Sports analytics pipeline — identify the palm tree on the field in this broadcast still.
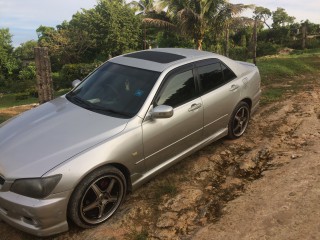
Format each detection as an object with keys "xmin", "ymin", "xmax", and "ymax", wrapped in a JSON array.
[
  {"xmin": 130, "ymin": 0, "xmax": 176, "ymax": 49},
  {"xmin": 137, "ymin": 0, "xmax": 226, "ymax": 50},
  {"xmin": 164, "ymin": 0, "xmax": 225, "ymax": 50},
  {"xmin": 136, "ymin": 0, "xmax": 251, "ymax": 52},
  {"xmin": 214, "ymin": 3, "xmax": 253, "ymax": 56}
]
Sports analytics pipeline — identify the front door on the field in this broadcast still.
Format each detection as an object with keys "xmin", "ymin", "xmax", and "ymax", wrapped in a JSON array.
[{"xmin": 142, "ymin": 65, "xmax": 203, "ymax": 171}]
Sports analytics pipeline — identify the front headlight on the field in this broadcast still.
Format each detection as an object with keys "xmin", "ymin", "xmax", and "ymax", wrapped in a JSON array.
[{"xmin": 11, "ymin": 174, "xmax": 62, "ymax": 199}]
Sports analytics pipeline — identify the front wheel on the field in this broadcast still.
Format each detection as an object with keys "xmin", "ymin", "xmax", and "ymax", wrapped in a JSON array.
[
  {"xmin": 228, "ymin": 102, "xmax": 250, "ymax": 139},
  {"xmin": 68, "ymin": 166, "xmax": 127, "ymax": 228}
]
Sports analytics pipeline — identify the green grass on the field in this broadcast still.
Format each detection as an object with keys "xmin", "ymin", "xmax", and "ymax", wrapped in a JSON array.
[
  {"xmin": 0, "ymin": 94, "xmax": 38, "ymax": 109},
  {"xmin": 290, "ymin": 48, "xmax": 320, "ymax": 55},
  {"xmin": 257, "ymin": 51, "xmax": 320, "ymax": 105},
  {"xmin": 257, "ymin": 54, "xmax": 320, "ymax": 84},
  {"xmin": 260, "ymin": 88, "xmax": 286, "ymax": 105},
  {"xmin": 0, "ymin": 89, "xmax": 70, "ymax": 109}
]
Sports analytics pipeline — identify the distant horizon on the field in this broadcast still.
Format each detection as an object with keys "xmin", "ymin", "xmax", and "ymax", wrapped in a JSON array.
[{"xmin": 0, "ymin": 0, "xmax": 319, "ymax": 48}]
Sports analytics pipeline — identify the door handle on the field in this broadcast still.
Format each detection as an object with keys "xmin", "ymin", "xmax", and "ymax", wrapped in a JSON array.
[
  {"xmin": 188, "ymin": 103, "xmax": 202, "ymax": 112},
  {"xmin": 230, "ymin": 84, "xmax": 239, "ymax": 91}
]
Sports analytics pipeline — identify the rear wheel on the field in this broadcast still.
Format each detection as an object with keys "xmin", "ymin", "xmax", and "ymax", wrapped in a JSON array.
[
  {"xmin": 228, "ymin": 101, "xmax": 250, "ymax": 139},
  {"xmin": 68, "ymin": 166, "xmax": 126, "ymax": 228}
]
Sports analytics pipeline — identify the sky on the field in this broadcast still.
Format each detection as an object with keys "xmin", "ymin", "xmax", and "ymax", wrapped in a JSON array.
[{"xmin": 1, "ymin": 0, "xmax": 319, "ymax": 48}]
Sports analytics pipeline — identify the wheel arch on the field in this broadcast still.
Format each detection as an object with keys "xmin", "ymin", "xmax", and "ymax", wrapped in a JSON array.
[
  {"xmin": 240, "ymin": 98, "xmax": 252, "ymax": 111},
  {"xmin": 67, "ymin": 162, "xmax": 133, "ymax": 198},
  {"xmin": 107, "ymin": 163, "xmax": 132, "ymax": 192}
]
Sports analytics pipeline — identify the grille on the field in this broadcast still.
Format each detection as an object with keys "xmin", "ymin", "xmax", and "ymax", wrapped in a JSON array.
[{"xmin": 0, "ymin": 176, "xmax": 4, "ymax": 185}]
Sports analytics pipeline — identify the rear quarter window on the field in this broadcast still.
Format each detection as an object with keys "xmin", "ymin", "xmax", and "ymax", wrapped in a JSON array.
[
  {"xmin": 221, "ymin": 63, "xmax": 237, "ymax": 81},
  {"xmin": 197, "ymin": 61, "xmax": 237, "ymax": 94}
]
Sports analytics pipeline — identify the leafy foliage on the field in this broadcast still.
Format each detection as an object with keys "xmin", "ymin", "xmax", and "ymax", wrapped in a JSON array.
[
  {"xmin": 272, "ymin": 8, "xmax": 295, "ymax": 28},
  {"xmin": 60, "ymin": 62, "xmax": 103, "ymax": 88},
  {"xmin": 0, "ymin": 28, "xmax": 19, "ymax": 91}
]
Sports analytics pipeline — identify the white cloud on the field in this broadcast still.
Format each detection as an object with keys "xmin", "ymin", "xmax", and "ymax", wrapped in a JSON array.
[
  {"xmin": 229, "ymin": 0, "xmax": 320, "ymax": 23},
  {"xmin": 0, "ymin": 0, "xmax": 96, "ymax": 46}
]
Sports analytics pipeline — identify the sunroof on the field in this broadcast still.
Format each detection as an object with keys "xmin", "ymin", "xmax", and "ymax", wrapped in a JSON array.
[{"xmin": 124, "ymin": 51, "xmax": 186, "ymax": 64}]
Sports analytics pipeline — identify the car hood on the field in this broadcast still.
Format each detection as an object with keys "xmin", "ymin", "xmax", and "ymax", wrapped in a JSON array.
[{"xmin": 0, "ymin": 97, "xmax": 128, "ymax": 179}]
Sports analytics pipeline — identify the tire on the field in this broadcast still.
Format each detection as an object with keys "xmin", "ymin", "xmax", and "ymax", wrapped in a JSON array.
[
  {"xmin": 68, "ymin": 166, "xmax": 127, "ymax": 228},
  {"xmin": 228, "ymin": 101, "xmax": 250, "ymax": 139}
]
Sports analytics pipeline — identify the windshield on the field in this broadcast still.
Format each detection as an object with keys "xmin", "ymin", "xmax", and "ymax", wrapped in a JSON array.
[{"xmin": 66, "ymin": 62, "xmax": 160, "ymax": 118}]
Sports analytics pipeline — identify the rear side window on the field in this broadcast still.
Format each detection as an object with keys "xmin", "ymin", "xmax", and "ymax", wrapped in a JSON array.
[
  {"xmin": 198, "ymin": 62, "xmax": 237, "ymax": 93},
  {"xmin": 198, "ymin": 63, "xmax": 224, "ymax": 94},
  {"xmin": 221, "ymin": 64, "xmax": 237, "ymax": 81},
  {"xmin": 155, "ymin": 70, "xmax": 196, "ymax": 108}
]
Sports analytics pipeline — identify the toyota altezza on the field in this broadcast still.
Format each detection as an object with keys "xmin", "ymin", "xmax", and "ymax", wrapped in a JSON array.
[{"xmin": 0, "ymin": 48, "xmax": 261, "ymax": 236}]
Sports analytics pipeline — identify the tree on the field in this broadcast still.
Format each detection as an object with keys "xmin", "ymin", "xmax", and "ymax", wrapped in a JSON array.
[
  {"xmin": 0, "ymin": 28, "xmax": 19, "ymax": 92},
  {"xmin": 17, "ymin": 62, "xmax": 37, "ymax": 94},
  {"xmin": 254, "ymin": 6, "xmax": 272, "ymax": 29},
  {"xmin": 214, "ymin": 3, "xmax": 253, "ymax": 56},
  {"xmin": 11, "ymin": 40, "xmax": 38, "ymax": 93},
  {"xmin": 36, "ymin": 0, "xmax": 141, "ymax": 67},
  {"xmin": 272, "ymin": 8, "xmax": 295, "ymax": 28},
  {"xmin": 143, "ymin": 0, "xmax": 227, "ymax": 50},
  {"xmin": 37, "ymin": 22, "xmax": 95, "ymax": 66},
  {"xmin": 173, "ymin": 0, "xmax": 226, "ymax": 50},
  {"xmin": 0, "ymin": 29, "xmax": 17, "ymax": 76},
  {"xmin": 81, "ymin": 0, "xmax": 141, "ymax": 58},
  {"xmin": 14, "ymin": 40, "xmax": 38, "ymax": 61},
  {"xmin": 129, "ymin": 0, "xmax": 155, "ymax": 49}
]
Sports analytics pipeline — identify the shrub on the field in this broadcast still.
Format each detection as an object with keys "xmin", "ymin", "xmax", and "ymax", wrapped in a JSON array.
[
  {"xmin": 229, "ymin": 46, "xmax": 248, "ymax": 61},
  {"xmin": 52, "ymin": 72, "xmax": 64, "ymax": 90},
  {"xmin": 257, "ymin": 42, "xmax": 281, "ymax": 57},
  {"xmin": 60, "ymin": 61, "xmax": 103, "ymax": 88}
]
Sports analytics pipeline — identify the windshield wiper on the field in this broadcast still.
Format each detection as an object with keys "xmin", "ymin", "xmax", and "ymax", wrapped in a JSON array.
[
  {"xmin": 89, "ymin": 106, "xmax": 131, "ymax": 118},
  {"xmin": 66, "ymin": 94, "xmax": 131, "ymax": 118},
  {"xmin": 67, "ymin": 94, "xmax": 91, "ymax": 108}
]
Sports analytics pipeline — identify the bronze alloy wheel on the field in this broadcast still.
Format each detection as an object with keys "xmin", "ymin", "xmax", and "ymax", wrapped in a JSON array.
[
  {"xmin": 228, "ymin": 102, "xmax": 250, "ymax": 139},
  {"xmin": 68, "ymin": 166, "xmax": 126, "ymax": 228}
]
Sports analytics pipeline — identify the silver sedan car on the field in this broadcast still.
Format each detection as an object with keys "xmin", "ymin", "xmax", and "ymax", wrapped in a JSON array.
[{"xmin": 0, "ymin": 48, "xmax": 261, "ymax": 236}]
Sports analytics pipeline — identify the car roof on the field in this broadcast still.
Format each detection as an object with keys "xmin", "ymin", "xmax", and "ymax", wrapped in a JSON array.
[{"xmin": 109, "ymin": 48, "xmax": 248, "ymax": 77}]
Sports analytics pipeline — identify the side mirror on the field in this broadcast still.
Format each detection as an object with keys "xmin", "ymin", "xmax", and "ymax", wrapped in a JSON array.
[
  {"xmin": 151, "ymin": 105, "xmax": 173, "ymax": 119},
  {"xmin": 72, "ymin": 79, "xmax": 81, "ymax": 88}
]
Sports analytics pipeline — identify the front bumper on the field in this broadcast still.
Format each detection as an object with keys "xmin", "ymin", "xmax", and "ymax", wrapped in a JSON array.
[{"xmin": 0, "ymin": 190, "xmax": 71, "ymax": 237}]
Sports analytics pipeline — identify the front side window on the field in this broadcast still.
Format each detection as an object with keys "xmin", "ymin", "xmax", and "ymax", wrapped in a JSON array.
[
  {"xmin": 66, "ymin": 62, "xmax": 160, "ymax": 118},
  {"xmin": 155, "ymin": 70, "xmax": 196, "ymax": 108}
]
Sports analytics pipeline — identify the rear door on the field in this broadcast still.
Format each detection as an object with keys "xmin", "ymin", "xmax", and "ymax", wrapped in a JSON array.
[
  {"xmin": 142, "ymin": 64, "xmax": 203, "ymax": 171},
  {"xmin": 195, "ymin": 59, "xmax": 241, "ymax": 138}
]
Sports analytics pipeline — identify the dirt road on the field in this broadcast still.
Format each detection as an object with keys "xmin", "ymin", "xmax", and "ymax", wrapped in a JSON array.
[{"xmin": 0, "ymin": 75, "xmax": 319, "ymax": 240}]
